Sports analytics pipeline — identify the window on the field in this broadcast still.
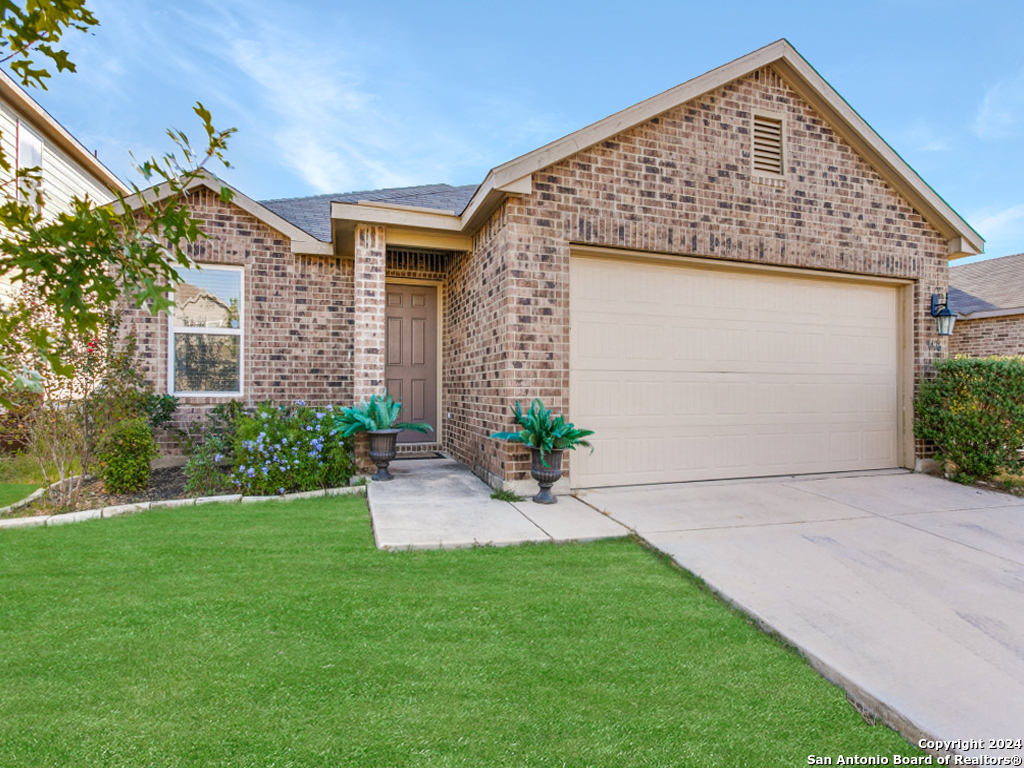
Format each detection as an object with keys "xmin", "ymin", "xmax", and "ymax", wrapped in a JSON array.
[
  {"xmin": 752, "ymin": 114, "xmax": 784, "ymax": 177},
  {"xmin": 169, "ymin": 265, "xmax": 243, "ymax": 395},
  {"xmin": 16, "ymin": 122, "xmax": 43, "ymax": 207}
]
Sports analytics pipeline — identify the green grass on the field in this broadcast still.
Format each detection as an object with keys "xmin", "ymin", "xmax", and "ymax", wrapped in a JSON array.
[
  {"xmin": 0, "ymin": 483, "xmax": 38, "ymax": 508},
  {"xmin": 0, "ymin": 452, "xmax": 50, "ymax": 485},
  {"xmin": 0, "ymin": 498, "xmax": 923, "ymax": 767}
]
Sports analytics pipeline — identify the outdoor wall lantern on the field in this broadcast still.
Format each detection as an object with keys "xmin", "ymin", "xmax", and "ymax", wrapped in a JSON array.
[{"xmin": 930, "ymin": 293, "xmax": 957, "ymax": 337}]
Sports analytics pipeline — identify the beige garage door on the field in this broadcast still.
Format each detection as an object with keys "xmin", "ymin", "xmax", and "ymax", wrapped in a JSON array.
[{"xmin": 570, "ymin": 255, "xmax": 902, "ymax": 488}]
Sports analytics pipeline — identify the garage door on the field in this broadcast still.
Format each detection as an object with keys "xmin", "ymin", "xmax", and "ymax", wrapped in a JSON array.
[{"xmin": 570, "ymin": 255, "xmax": 902, "ymax": 488}]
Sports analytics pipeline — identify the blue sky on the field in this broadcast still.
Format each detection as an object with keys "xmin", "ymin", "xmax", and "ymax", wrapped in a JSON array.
[{"xmin": 20, "ymin": 0, "xmax": 1024, "ymax": 261}]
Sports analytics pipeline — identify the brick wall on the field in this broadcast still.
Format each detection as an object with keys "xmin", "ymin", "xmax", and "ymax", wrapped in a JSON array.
[
  {"xmin": 441, "ymin": 202, "xmax": 515, "ymax": 479},
  {"xmin": 950, "ymin": 315, "xmax": 1024, "ymax": 358},
  {"xmin": 122, "ymin": 187, "xmax": 355, "ymax": 453},
  {"xmin": 465, "ymin": 64, "xmax": 951, "ymax": 482}
]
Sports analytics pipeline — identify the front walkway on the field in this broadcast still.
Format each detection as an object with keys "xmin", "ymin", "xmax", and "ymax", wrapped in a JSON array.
[{"xmin": 366, "ymin": 457, "xmax": 626, "ymax": 549}]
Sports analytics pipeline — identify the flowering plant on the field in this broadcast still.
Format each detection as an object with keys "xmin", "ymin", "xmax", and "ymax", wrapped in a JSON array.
[{"xmin": 228, "ymin": 402, "xmax": 354, "ymax": 495}]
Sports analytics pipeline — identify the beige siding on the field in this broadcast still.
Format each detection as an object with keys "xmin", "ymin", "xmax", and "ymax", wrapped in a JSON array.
[
  {"xmin": 0, "ymin": 102, "xmax": 113, "ymax": 212},
  {"xmin": 0, "ymin": 101, "xmax": 116, "ymax": 298},
  {"xmin": 570, "ymin": 255, "xmax": 902, "ymax": 488}
]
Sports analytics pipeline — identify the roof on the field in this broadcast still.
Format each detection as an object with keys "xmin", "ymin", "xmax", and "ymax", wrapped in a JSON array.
[
  {"xmin": 949, "ymin": 253, "xmax": 1024, "ymax": 317},
  {"xmin": 261, "ymin": 183, "xmax": 478, "ymax": 243},
  {"xmin": 0, "ymin": 68, "xmax": 128, "ymax": 196},
  {"xmin": 331, "ymin": 39, "xmax": 983, "ymax": 259},
  {"xmin": 116, "ymin": 170, "xmax": 332, "ymax": 256}
]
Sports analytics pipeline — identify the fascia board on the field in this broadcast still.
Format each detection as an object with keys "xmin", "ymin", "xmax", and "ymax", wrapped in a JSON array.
[
  {"xmin": 117, "ymin": 171, "xmax": 333, "ymax": 254},
  {"xmin": 956, "ymin": 306, "xmax": 1024, "ymax": 321},
  {"xmin": 331, "ymin": 201, "xmax": 463, "ymax": 231},
  {"xmin": 456, "ymin": 39, "xmax": 983, "ymax": 255},
  {"xmin": 458, "ymin": 40, "xmax": 791, "ymax": 228},
  {"xmin": 770, "ymin": 54, "xmax": 984, "ymax": 256},
  {"xmin": 0, "ymin": 69, "xmax": 129, "ymax": 196}
]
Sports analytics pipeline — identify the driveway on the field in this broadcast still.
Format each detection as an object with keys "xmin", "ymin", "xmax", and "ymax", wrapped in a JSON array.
[{"xmin": 578, "ymin": 470, "xmax": 1024, "ymax": 760}]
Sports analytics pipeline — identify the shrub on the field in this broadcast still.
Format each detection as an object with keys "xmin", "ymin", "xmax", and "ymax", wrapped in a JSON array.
[
  {"xmin": 914, "ymin": 356, "xmax": 1024, "ymax": 482},
  {"xmin": 229, "ymin": 402, "xmax": 354, "ymax": 495},
  {"xmin": 96, "ymin": 417, "xmax": 158, "ymax": 494},
  {"xmin": 184, "ymin": 400, "xmax": 244, "ymax": 496},
  {"xmin": 144, "ymin": 394, "xmax": 179, "ymax": 430}
]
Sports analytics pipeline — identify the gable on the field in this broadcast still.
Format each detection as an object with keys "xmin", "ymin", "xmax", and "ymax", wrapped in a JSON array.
[{"xmin": 524, "ymin": 65, "xmax": 949, "ymax": 267}]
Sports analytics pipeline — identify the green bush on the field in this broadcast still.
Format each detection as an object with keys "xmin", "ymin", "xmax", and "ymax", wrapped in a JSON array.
[
  {"xmin": 184, "ymin": 400, "xmax": 244, "ymax": 496},
  {"xmin": 96, "ymin": 417, "xmax": 158, "ymax": 494},
  {"xmin": 915, "ymin": 356, "xmax": 1024, "ymax": 482},
  {"xmin": 230, "ymin": 402, "xmax": 354, "ymax": 495}
]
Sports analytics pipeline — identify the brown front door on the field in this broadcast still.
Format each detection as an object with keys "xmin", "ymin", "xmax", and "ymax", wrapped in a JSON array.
[{"xmin": 385, "ymin": 284, "xmax": 438, "ymax": 444}]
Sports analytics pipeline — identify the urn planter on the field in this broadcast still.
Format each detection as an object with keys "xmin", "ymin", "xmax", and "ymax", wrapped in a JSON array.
[
  {"xmin": 367, "ymin": 429, "xmax": 401, "ymax": 481},
  {"xmin": 530, "ymin": 447, "xmax": 563, "ymax": 504}
]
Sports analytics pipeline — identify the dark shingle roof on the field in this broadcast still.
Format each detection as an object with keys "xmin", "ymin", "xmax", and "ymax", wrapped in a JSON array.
[
  {"xmin": 261, "ymin": 183, "xmax": 479, "ymax": 243},
  {"xmin": 949, "ymin": 253, "xmax": 1024, "ymax": 315}
]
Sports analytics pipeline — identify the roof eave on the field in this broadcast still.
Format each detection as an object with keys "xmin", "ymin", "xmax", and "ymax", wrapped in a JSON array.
[
  {"xmin": 117, "ymin": 170, "xmax": 333, "ymax": 256},
  {"xmin": 0, "ymin": 69, "xmax": 129, "ymax": 197},
  {"xmin": 332, "ymin": 40, "xmax": 983, "ymax": 256}
]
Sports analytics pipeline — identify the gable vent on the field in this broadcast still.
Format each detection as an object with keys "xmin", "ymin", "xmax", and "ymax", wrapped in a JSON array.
[{"xmin": 752, "ymin": 116, "xmax": 784, "ymax": 175}]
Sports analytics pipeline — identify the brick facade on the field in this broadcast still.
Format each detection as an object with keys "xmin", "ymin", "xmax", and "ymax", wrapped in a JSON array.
[
  {"xmin": 455, "ymin": 65, "xmax": 950, "ymax": 483},
  {"xmin": 122, "ymin": 187, "xmax": 355, "ymax": 452},
  {"xmin": 950, "ymin": 315, "xmax": 1024, "ymax": 358},
  {"xmin": 130, "ymin": 65, "xmax": 955, "ymax": 482}
]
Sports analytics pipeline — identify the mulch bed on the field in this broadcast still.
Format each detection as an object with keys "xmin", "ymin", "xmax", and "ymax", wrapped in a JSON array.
[{"xmin": 6, "ymin": 465, "xmax": 191, "ymax": 518}]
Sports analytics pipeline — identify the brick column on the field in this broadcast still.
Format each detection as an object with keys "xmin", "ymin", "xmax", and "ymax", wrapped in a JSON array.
[
  {"xmin": 353, "ymin": 223, "xmax": 387, "ymax": 403},
  {"xmin": 352, "ymin": 224, "xmax": 387, "ymax": 472}
]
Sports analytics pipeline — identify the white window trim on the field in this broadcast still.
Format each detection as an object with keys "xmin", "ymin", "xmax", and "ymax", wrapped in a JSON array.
[
  {"xmin": 168, "ymin": 263, "xmax": 244, "ymax": 397},
  {"xmin": 16, "ymin": 120, "xmax": 44, "ymax": 210}
]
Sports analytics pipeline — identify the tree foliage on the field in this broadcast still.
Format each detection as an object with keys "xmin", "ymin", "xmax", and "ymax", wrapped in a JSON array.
[{"xmin": 0, "ymin": 0, "xmax": 236, "ymax": 398}]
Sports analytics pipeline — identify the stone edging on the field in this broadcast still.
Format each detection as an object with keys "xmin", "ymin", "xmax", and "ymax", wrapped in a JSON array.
[{"xmin": 0, "ymin": 485, "xmax": 368, "ymax": 530}]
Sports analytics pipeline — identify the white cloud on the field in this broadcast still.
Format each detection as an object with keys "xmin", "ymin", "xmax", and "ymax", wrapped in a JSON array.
[
  {"xmin": 895, "ymin": 120, "xmax": 950, "ymax": 153},
  {"xmin": 228, "ymin": 38, "xmax": 414, "ymax": 193},
  {"xmin": 970, "ymin": 202, "xmax": 1024, "ymax": 256},
  {"xmin": 974, "ymin": 68, "xmax": 1024, "ymax": 140}
]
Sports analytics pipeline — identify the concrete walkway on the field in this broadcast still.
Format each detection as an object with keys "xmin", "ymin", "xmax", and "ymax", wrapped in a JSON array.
[
  {"xmin": 579, "ymin": 470, "xmax": 1024, "ymax": 760},
  {"xmin": 367, "ymin": 457, "xmax": 626, "ymax": 549}
]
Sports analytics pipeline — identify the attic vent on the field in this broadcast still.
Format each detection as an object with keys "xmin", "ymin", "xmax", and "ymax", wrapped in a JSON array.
[{"xmin": 752, "ymin": 115, "xmax": 784, "ymax": 176}]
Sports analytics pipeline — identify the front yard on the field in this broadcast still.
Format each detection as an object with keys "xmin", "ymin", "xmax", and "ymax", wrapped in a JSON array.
[{"xmin": 0, "ymin": 496, "xmax": 922, "ymax": 767}]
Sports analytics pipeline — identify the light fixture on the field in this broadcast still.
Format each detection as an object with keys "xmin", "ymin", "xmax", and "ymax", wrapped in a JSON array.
[{"xmin": 930, "ymin": 293, "xmax": 956, "ymax": 337}]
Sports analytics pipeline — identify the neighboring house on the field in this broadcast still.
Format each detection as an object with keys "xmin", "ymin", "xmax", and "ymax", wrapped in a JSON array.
[
  {"xmin": 122, "ymin": 40, "xmax": 983, "ymax": 491},
  {"xmin": 948, "ymin": 253, "xmax": 1024, "ymax": 357},
  {"xmin": 0, "ymin": 69, "xmax": 129, "ymax": 299}
]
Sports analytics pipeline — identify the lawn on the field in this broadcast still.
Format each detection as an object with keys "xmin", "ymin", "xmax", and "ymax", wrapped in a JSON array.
[
  {"xmin": 0, "ymin": 496, "xmax": 923, "ymax": 767},
  {"xmin": 0, "ymin": 483, "xmax": 38, "ymax": 508}
]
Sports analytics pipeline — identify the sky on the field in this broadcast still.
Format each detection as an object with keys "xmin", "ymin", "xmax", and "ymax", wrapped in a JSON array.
[{"xmin": 15, "ymin": 0, "xmax": 1024, "ymax": 262}]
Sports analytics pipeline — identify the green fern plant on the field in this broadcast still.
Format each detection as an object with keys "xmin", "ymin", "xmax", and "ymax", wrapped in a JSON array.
[
  {"xmin": 333, "ymin": 391, "xmax": 433, "ymax": 437},
  {"xmin": 490, "ymin": 399, "xmax": 594, "ymax": 466}
]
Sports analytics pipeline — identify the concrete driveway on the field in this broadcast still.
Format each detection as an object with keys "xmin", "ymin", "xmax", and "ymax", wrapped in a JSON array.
[{"xmin": 578, "ymin": 470, "xmax": 1024, "ymax": 760}]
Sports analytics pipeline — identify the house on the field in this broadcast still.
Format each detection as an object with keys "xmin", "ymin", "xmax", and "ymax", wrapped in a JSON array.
[
  {"xmin": 122, "ymin": 39, "xmax": 983, "ymax": 492},
  {"xmin": 0, "ymin": 69, "xmax": 129, "ymax": 299},
  {"xmin": 948, "ymin": 253, "xmax": 1024, "ymax": 357}
]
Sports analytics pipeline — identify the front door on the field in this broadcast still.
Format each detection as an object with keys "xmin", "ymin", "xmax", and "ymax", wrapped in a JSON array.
[{"xmin": 384, "ymin": 284, "xmax": 438, "ymax": 444}]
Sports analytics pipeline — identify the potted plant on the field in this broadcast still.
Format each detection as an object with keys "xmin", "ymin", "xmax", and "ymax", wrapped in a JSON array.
[
  {"xmin": 333, "ymin": 392, "xmax": 432, "ymax": 480},
  {"xmin": 490, "ymin": 399, "xmax": 594, "ymax": 504}
]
